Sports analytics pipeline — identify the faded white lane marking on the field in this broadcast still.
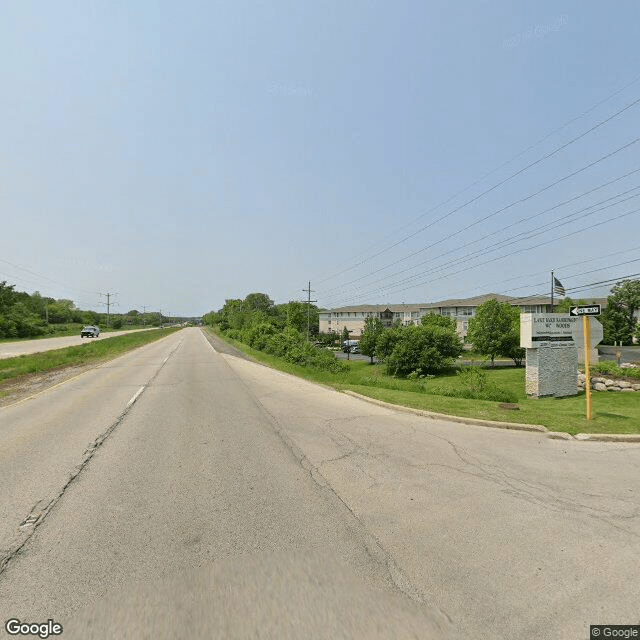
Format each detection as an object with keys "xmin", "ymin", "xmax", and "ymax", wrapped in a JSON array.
[{"xmin": 127, "ymin": 386, "xmax": 146, "ymax": 407}]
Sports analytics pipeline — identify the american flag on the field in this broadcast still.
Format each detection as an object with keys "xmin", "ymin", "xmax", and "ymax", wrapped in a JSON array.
[{"xmin": 553, "ymin": 277, "xmax": 566, "ymax": 296}]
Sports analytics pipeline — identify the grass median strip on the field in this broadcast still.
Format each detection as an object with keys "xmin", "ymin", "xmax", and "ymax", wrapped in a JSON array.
[
  {"xmin": 0, "ymin": 328, "xmax": 181, "ymax": 383},
  {"xmin": 205, "ymin": 328, "xmax": 640, "ymax": 436}
]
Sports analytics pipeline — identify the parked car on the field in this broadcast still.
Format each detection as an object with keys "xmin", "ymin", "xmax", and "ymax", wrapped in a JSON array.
[
  {"xmin": 342, "ymin": 339, "xmax": 359, "ymax": 353},
  {"xmin": 80, "ymin": 325, "xmax": 100, "ymax": 338}
]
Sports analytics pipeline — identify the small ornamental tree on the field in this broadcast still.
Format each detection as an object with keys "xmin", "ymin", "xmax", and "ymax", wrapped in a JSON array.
[
  {"xmin": 467, "ymin": 299, "xmax": 522, "ymax": 366},
  {"xmin": 607, "ymin": 280, "xmax": 640, "ymax": 344},
  {"xmin": 601, "ymin": 304, "xmax": 632, "ymax": 345},
  {"xmin": 359, "ymin": 316, "xmax": 384, "ymax": 363}
]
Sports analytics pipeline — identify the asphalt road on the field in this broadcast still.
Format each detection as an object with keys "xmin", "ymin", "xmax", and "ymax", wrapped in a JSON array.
[
  {"xmin": 598, "ymin": 345, "xmax": 640, "ymax": 364},
  {"xmin": 0, "ymin": 328, "xmax": 159, "ymax": 360},
  {"xmin": 1, "ymin": 327, "xmax": 638, "ymax": 639}
]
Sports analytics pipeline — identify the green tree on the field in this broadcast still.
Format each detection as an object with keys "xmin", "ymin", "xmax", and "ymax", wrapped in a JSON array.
[
  {"xmin": 420, "ymin": 313, "xmax": 457, "ymax": 331},
  {"xmin": 607, "ymin": 280, "xmax": 640, "ymax": 345},
  {"xmin": 244, "ymin": 292, "xmax": 275, "ymax": 315},
  {"xmin": 359, "ymin": 316, "xmax": 384, "ymax": 363},
  {"xmin": 341, "ymin": 326, "xmax": 350, "ymax": 344},
  {"xmin": 600, "ymin": 304, "xmax": 632, "ymax": 345},
  {"xmin": 279, "ymin": 301, "xmax": 319, "ymax": 336},
  {"xmin": 374, "ymin": 324, "xmax": 404, "ymax": 362},
  {"xmin": 467, "ymin": 299, "xmax": 522, "ymax": 366},
  {"xmin": 385, "ymin": 323, "xmax": 463, "ymax": 377},
  {"xmin": 0, "ymin": 281, "xmax": 17, "ymax": 313}
]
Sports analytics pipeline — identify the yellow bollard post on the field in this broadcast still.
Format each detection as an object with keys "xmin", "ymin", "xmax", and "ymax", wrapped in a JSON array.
[{"xmin": 583, "ymin": 315, "xmax": 592, "ymax": 420}]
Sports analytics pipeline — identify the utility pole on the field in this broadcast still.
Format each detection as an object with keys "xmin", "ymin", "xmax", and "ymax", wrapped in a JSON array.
[
  {"xmin": 302, "ymin": 281, "xmax": 317, "ymax": 341},
  {"xmin": 142, "ymin": 306, "xmax": 147, "ymax": 327},
  {"xmin": 99, "ymin": 292, "xmax": 118, "ymax": 328}
]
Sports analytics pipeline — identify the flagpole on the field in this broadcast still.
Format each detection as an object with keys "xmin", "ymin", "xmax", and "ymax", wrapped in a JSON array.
[{"xmin": 551, "ymin": 270, "xmax": 554, "ymax": 311}]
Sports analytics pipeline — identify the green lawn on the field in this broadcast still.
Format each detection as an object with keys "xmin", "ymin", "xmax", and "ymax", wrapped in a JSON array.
[
  {"xmin": 207, "ymin": 328, "xmax": 640, "ymax": 436},
  {"xmin": 0, "ymin": 328, "xmax": 181, "ymax": 382}
]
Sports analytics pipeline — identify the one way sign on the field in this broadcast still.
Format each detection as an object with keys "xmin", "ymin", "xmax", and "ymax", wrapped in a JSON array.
[{"xmin": 569, "ymin": 305, "xmax": 601, "ymax": 316}]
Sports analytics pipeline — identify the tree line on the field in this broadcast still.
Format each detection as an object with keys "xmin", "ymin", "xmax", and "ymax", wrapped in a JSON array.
[
  {"xmin": 0, "ymin": 281, "xmax": 166, "ymax": 339},
  {"xmin": 203, "ymin": 280, "xmax": 640, "ymax": 380},
  {"xmin": 202, "ymin": 293, "xmax": 346, "ymax": 372}
]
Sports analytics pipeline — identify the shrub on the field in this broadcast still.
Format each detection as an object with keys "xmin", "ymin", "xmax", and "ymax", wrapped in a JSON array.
[
  {"xmin": 385, "ymin": 324, "xmax": 463, "ymax": 377},
  {"xmin": 456, "ymin": 366, "xmax": 487, "ymax": 393},
  {"xmin": 432, "ymin": 383, "xmax": 517, "ymax": 403},
  {"xmin": 591, "ymin": 361, "xmax": 640, "ymax": 380}
]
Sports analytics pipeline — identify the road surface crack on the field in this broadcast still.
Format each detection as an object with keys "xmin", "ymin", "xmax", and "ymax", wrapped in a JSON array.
[{"xmin": 0, "ymin": 339, "xmax": 183, "ymax": 577}]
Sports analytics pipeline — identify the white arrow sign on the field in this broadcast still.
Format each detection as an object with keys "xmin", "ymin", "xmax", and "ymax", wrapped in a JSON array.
[
  {"xmin": 569, "ymin": 305, "xmax": 601, "ymax": 316},
  {"xmin": 571, "ymin": 316, "xmax": 604, "ymax": 349}
]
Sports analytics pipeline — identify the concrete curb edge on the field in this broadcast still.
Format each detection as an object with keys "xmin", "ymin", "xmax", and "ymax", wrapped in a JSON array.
[
  {"xmin": 341, "ymin": 391, "xmax": 640, "ymax": 443},
  {"xmin": 342, "ymin": 390, "xmax": 546, "ymax": 433}
]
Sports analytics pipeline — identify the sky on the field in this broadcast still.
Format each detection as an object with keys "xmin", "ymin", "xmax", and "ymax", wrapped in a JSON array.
[{"xmin": 1, "ymin": 1, "xmax": 639, "ymax": 316}]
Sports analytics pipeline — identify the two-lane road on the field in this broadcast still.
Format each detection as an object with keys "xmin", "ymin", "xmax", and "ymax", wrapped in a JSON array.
[
  {"xmin": 0, "ymin": 328, "xmax": 159, "ymax": 360},
  {"xmin": 0, "ymin": 327, "xmax": 638, "ymax": 639}
]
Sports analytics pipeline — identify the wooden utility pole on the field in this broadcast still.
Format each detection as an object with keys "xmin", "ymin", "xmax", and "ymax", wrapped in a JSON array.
[
  {"xmin": 302, "ymin": 282, "xmax": 317, "ymax": 341},
  {"xmin": 99, "ymin": 292, "xmax": 118, "ymax": 328}
]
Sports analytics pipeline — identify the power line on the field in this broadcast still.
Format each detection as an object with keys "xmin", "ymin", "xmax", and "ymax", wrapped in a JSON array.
[
  {"xmin": 313, "ymin": 92, "xmax": 640, "ymax": 286},
  {"xmin": 324, "ymin": 204, "xmax": 640, "ymax": 307},
  {"xmin": 382, "ymin": 244, "xmax": 640, "ymax": 306},
  {"xmin": 322, "ymin": 186, "xmax": 640, "ymax": 306},
  {"xmin": 319, "ymin": 137, "xmax": 640, "ymax": 298},
  {"xmin": 99, "ymin": 292, "xmax": 119, "ymax": 327},
  {"xmin": 322, "ymin": 173, "xmax": 640, "ymax": 301},
  {"xmin": 302, "ymin": 282, "xmax": 317, "ymax": 340},
  {"xmin": 0, "ymin": 258, "xmax": 98, "ymax": 297}
]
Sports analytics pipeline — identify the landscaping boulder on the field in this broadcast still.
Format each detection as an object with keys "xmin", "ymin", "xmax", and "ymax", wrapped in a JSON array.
[{"xmin": 593, "ymin": 382, "xmax": 607, "ymax": 391}]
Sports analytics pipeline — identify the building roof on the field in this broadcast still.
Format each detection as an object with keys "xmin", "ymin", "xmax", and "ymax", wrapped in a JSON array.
[{"xmin": 321, "ymin": 294, "xmax": 609, "ymax": 313}]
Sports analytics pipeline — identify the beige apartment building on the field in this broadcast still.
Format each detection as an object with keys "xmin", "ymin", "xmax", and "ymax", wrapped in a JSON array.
[{"xmin": 319, "ymin": 293, "xmax": 608, "ymax": 342}]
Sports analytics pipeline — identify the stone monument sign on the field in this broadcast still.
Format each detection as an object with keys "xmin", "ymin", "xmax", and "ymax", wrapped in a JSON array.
[{"xmin": 521, "ymin": 314, "xmax": 579, "ymax": 397}]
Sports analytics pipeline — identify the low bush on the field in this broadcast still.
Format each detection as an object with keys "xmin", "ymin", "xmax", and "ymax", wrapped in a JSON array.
[
  {"xmin": 431, "ymin": 383, "xmax": 518, "ymax": 403},
  {"xmin": 590, "ymin": 361, "xmax": 640, "ymax": 380}
]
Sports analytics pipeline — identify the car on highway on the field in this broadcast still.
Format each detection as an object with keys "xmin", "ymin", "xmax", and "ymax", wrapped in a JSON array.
[{"xmin": 80, "ymin": 325, "xmax": 100, "ymax": 338}]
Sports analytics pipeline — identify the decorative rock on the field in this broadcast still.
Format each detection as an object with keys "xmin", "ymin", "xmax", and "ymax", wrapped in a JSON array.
[
  {"xmin": 593, "ymin": 383, "xmax": 607, "ymax": 391},
  {"xmin": 607, "ymin": 386, "xmax": 622, "ymax": 392},
  {"xmin": 621, "ymin": 388, "xmax": 634, "ymax": 392},
  {"xmin": 604, "ymin": 379, "xmax": 616, "ymax": 386},
  {"xmin": 618, "ymin": 381, "xmax": 632, "ymax": 389},
  {"xmin": 633, "ymin": 384, "xmax": 640, "ymax": 391},
  {"xmin": 591, "ymin": 377, "xmax": 604, "ymax": 384},
  {"xmin": 620, "ymin": 362, "xmax": 639, "ymax": 368}
]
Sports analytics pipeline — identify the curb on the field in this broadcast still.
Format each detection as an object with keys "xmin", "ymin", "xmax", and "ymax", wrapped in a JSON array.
[
  {"xmin": 341, "ymin": 391, "xmax": 640, "ymax": 444},
  {"xmin": 573, "ymin": 433, "xmax": 640, "ymax": 443},
  {"xmin": 342, "ymin": 390, "xmax": 546, "ymax": 432}
]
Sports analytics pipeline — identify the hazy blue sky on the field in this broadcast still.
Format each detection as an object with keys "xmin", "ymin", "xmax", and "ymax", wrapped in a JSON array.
[{"xmin": 2, "ymin": 1, "xmax": 639, "ymax": 316}]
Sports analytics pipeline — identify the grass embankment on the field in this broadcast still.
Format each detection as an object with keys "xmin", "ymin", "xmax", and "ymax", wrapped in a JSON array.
[
  {"xmin": 0, "ymin": 328, "xmax": 181, "ymax": 383},
  {"xmin": 206, "ymin": 327, "xmax": 640, "ymax": 436}
]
